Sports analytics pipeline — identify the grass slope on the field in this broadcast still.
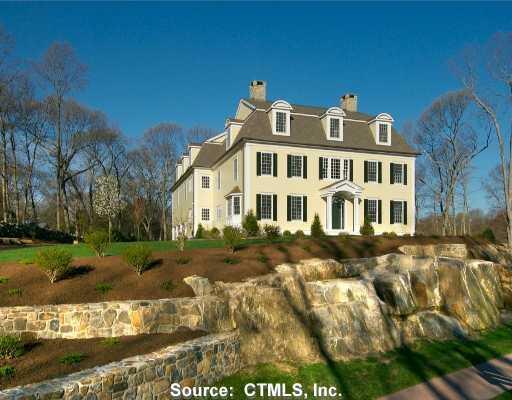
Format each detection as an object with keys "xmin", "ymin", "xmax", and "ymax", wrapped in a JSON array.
[{"xmin": 217, "ymin": 323, "xmax": 512, "ymax": 400}]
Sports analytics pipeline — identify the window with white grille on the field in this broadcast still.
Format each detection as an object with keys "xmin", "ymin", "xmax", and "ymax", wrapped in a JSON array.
[
  {"xmin": 290, "ymin": 196, "xmax": 303, "ymax": 221},
  {"xmin": 201, "ymin": 208, "xmax": 210, "ymax": 221},
  {"xmin": 330, "ymin": 118, "xmax": 340, "ymax": 139},
  {"xmin": 320, "ymin": 157, "xmax": 329, "ymax": 179},
  {"xmin": 261, "ymin": 152, "xmax": 273, "ymax": 175},
  {"xmin": 343, "ymin": 159, "xmax": 349, "ymax": 180},
  {"xmin": 331, "ymin": 158, "xmax": 341, "ymax": 179},
  {"xmin": 201, "ymin": 176, "xmax": 210, "ymax": 189},
  {"xmin": 367, "ymin": 161, "xmax": 378, "ymax": 182},
  {"xmin": 260, "ymin": 194, "xmax": 272, "ymax": 220},
  {"xmin": 393, "ymin": 164, "xmax": 403, "ymax": 184},
  {"xmin": 276, "ymin": 112, "xmax": 287, "ymax": 133},
  {"xmin": 367, "ymin": 199, "xmax": 377, "ymax": 223},
  {"xmin": 290, "ymin": 155, "xmax": 303, "ymax": 177},
  {"xmin": 393, "ymin": 201, "xmax": 404, "ymax": 224},
  {"xmin": 216, "ymin": 206, "xmax": 222, "ymax": 222},
  {"xmin": 379, "ymin": 124, "xmax": 389, "ymax": 143}
]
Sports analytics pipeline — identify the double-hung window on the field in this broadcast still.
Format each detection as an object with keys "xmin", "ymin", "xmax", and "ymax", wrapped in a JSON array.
[
  {"xmin": 261, "ymin": 152, "xmax": 273, "ymax": 176},
  {"xmin": 331, "ymin": 158, "xmax": 341, "ymax": 180},
  {"xmin": 233, "ymin": 196, "xmax": 241, "ymax": 216},
  {"xmin": 290, "ymin": 196, "xmax": 303, "ymax": 221},
  {"xmin": 320, "ymin": 157, "xmax": 329, "ymax": 179},
  {"xmin": 367, "ymin": 161, "xmax": 378, "ymax": 183},
  {"xmin": 201, "ymin": 176, "xmax": 210, "ymax": 189},
  {"xmin": 216, "ymin": 206, "xmax": 222, "ymax": 222},
  {"xmin": 201, "ymin": 208, "xmax": 210, "ymax": 221},
  {"xmin": 275, "ymin": 112, "xmax": 287, "ymax": 134},
  {"xmin": 289, "ymin": 155, "xmax": 303, "ymax": 177},
  {"xmin": 330, "ymin": 118, "xmax": 340, "ymax": 139},
  {"xmin": 379, "ymin": 124, "xmax": 389, "ymax": 143},
  {"xmin": 393, "ymin": 201, "xmax": 404, "ymax": 224},
  {"xmin": 393, "ymin": 164, "xmax": 403, "ymax": 184},
  {"xmin": 260, "ymin": 194, "xmax": 273, "ymax": 220},
  {"xmin": 367, "ymin": 199, "xmax": 378, "ymax": 223},
  {"xmin": 342, "ymin": 159, "xmax": 350, "ymax": 180}
]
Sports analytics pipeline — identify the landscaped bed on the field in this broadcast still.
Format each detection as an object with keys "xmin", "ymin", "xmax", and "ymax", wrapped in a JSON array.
[
  {"xmin": 0, "ymin": 327, "xmax": 206, "ymax": 389},
  {"xmin": 0, "ymin": 236, "xmax": 468, "ymax": 307}
]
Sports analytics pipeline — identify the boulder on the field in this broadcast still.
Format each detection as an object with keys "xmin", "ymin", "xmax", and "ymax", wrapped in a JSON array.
[
  {"xmin": 183, "ymin": 275, "xmax": 213, "ymax": 297},
  {"xmin": 373, "ymin": 272, "xmax": 417, "ymax": 315},
  {"xmin": 401, "ymin": 311, "xmax": 467, "ymax": 342}
]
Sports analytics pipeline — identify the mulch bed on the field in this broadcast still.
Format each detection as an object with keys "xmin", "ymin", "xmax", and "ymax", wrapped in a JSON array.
[
  {"xmin": 0, "ymin": 328, "xmax": 206, "ymax": 389},
  {"xmin": 0, "ymin": 236, "xmax": 468, "ymax": 308}
]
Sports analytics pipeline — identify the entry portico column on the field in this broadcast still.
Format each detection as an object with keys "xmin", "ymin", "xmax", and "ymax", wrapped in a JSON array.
[
  {"xmin": 326, "ymin": 195, "xmax": 332, "ymax": 232},
  {"xmin": 353, "ymin": 195, "xmax": 360, "ymax": 234}
]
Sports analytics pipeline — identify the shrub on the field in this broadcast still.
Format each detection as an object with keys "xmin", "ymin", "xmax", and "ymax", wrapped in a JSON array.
[
  {"xmin": 122, "ymin": 245, "xmax": 153, "ymax": 276},
  {"xmin": 0, "ymin": 222, "xmax": 73, "ymax": 243},
  {"xmin": 60, "ymin": 352, "xmax": 85, "ymax": 365},
  {"xmin": 480, "ymin": 228, "xmax": 496, "ymax": 243},
  {"xmin": 209, "ymin": 227, "xmax": 221, "ymax": 239},
  {"xmin": 7, "ymin": 288, "xmax": 22, "ymax": 296},
  {"xmin": 223, "ymin": 257, "xmax": 240, "ymax": 265},
  {"xmin": 222, "ymin": 226, "xmax": 244, "ymax": 253},
  {"xmin": 360, "ymin": 220, "xmax": 374, "ymax": 236},
  {"xmin": 302, "ymin": 244, "xmax": 311, "ymax": 252},
  {"xmin": 84, "ymin": 230, "xmax": 110, "ymax": 257},
  {"xmin": 283, "ymin": 230, "xmax": 293, "ymax": 239},
  {"xmin": 35, "ymin": 247, "xmax": 73, "ymax": 283},
  {"xmin": 176, "ymin": 256, "xmax": 191, "ymax": 265},
  {"xmin": 101, "ymin": 338, "xmax": 120, "ymax": 347},
  {"xmin": 0, "ymin": 277, "xmax": 8, "ymax": 284},
  {"xmin": 195, "ymin": 224, "xmax": 205, "ymax": 239},
  {"xmin": 257, "ymin": 253, "xmax": 269, "ymax": 263},
  {"xmin": 263, "ymin": 224, "xmax": 281, "ymax": 242},
  {"xmin": 294, "ymin": 230, "xmax": 306, "ymax": 239},
  {"xmin": 176, "ymin": 232, "xmax": 187, "ymax": 252},
  {"xmin": 161, "ymin": 280, "xmax": 175, "ymax": 291},
  {"xmin": 95, "ymin": 282, "xmax": 113, "ymax": 294},
  {"xmin": 311, "ymin": 214, "xmax": 325, "ymax": 238},
  {"xmin": 382, "ymin": 231, "xmax": 398, "ymax": 238},
  {"xmin": 0, "ymin": 335, "xmax": 24, "ymax": 359},
  {"xmin": 242, "ymin": 210, "xmax": 260, "ymax": 237},
  {"xmin": 0, "ymin": 365, "xmax": 15, "ymax": 379},
  {"xmin": 111, "ymin": 229, "xmax": 135, "ymax": 243}
]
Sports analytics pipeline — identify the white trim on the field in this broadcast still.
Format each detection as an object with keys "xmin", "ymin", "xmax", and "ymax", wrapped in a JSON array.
[
  {"xmin": 366, "ymin": 160, "xmax": 379, "ymax": 183},
  {"xmin": 411, "ymin": 159, "xmax": 416, "ymax": 235},
  {"xmin": 260, "ymin": 151, "xmax": 274, "ymax": 176},
  {"xmin": 233, "ymin": 156, "xmax": 239, "ymax": 181},
  {"xmin": 376, "ymin": 122, "xmax": 392, "ymax": 146},
  {"xmin": 258, "ymin": 192, "xmax": 275, "ymax": 221},
  {"xmin": 288, "ymin": 194, "xmax": 305, "ymax": 221},
  {"xmin": 392, "ymin": 199, "xmax": 406, "ymax": 225},
  {"xmin": 243, "ymin": 143, "xmax": 251, "ymax": 216},
  {"xmin": 366, "ymin": 197, "xmax": 379, "ymax": 224}
]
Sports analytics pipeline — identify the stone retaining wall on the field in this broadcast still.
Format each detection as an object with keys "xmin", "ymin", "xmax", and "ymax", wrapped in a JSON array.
[
  {"xmin": 0, "ymin": 331, "xmax": 241, "ymax": 400},
  {"xmin": 398, "ymin": 244, "xmax": 468, "ymax": 259},
  {"xmin": 0, "ymin": 296, "xmax": 232, "ymax": 339}
]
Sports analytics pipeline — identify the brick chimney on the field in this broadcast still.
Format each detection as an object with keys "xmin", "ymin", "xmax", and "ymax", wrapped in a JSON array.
[
  {"xmin": 249, "ymin": 80, "xmax": 266, "ymax": 101},
  {"xmin": 341, "ymin": 93, "xmax": 358, "ymax": 112}
]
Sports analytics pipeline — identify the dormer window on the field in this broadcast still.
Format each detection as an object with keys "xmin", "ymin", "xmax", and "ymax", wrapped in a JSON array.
[
  {"xmin": 330, "ymin": 118, "xmax": 341, "ymax": 139},
  {"xmin": 268, "ymin": 100, "xmax": 292, "ymax": 136},
  {"xmin": 379, "ymin": 123, "xmax": 388, "ymax": 143},
  {"xmin": 276, "ymin": 112, "xmax": 287, "ymax": 133}
]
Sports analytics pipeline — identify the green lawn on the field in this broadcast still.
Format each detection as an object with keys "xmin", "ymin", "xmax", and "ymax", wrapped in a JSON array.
[
  {"xmin": 216, "ymin": 323, "xmax": 512, "ymax": 400},
  {"xmin": 0, "ymin": 238, "xmax": 273, "ymax": 264}
]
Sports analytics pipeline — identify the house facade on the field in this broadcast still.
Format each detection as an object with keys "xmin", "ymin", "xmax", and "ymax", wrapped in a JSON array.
[{"xmin": 171, "ymin": 81, "xmax": 418, "ymax": 238}]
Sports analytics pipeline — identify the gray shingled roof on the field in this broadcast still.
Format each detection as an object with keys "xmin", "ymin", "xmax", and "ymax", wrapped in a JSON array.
[
  {"xmin": 233, "ymin": 104, "xmax": 418, "ymax": 155},
  {"xmin": 191, "ymin": 142, "xmax": 225, "ymax": 168}
]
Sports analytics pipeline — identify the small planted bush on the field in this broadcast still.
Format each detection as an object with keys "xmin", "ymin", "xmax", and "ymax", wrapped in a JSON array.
[
  {"xmin": 122, "ymin": 245, "xmax": 153, "ymax": 276},
  {"xmin": 7, "ymin": 288, "xmax": 22, "ymax": 297},
  {"xmin": 176, "ymin": 256, "xmax": 191, "ymax": 265},
  {"xmin": 223, "ymin": 226, "xmax": 244, "ymax": 253},
  {"xmin": 95, "ymin": 282, "xmax": 113, "ymax": 294},
  {"xmin": 176, "ymin": 232, "xmax": 187, "ymax": 252},
  {"xmin": 480, "ymin": 228, "xmax": 496, "ymax": 243},
  {"xmin": 294, "ymin": 230, "xmax": 306, "ymax": 239},
  {"xmin": 257, "ymin": 253, "xmax": 269, "ymax": 264},
  {"xmin": 263, "ymin": 224, "xmax": 281, "ymax": 242},
  {"xmin": 0, "ymin": 335, "xmax": 24, "ymax": 359},
  {"xmin": 242, "ymin": 210, "xmax": 260, "ymax": 237},
  {"xmin": 283, "ymin": 230, "xmax": 293, "ymax": 239},
  {"xmin": 311, "ymin": 214, "xmax": 325, "ymax": 238},
  {"xmin": 161, "ymin": 280, "xmax": 175, "ymax": 292},
  {"xmin": 360, "ymin": 220, "xmax": 375, "ymax": 236},
  {"xmin": 84, "ymin": 230, "xmax": 110, "ymax": 257},
  {"xmin": 195, "ymin": 224, "xmax": 205, "ymax": 239},
  {"xmin": 35, "ymin": 247, "xmax": 73, "ymax": 283},
  {"xmin": 208, "ymin": 227, "xmax": 221, "ymax": 239},
  {"xmin": 0, "ymin": 365, "xmax": 15, "ymax": 379},
  {"xmin": 223, "ymin": 257, "xmax": 240, "ymax": 265},
  {"xmin": 60, "ymin": 352, "xmax": 85, "ymax": 365},
  {"xmin": 0, "ymin": 277, "xmax": 8, "ymax": 284},
  {"xmin": 101, "ymin": 337, "xmax": 120, "ymax": 347}
]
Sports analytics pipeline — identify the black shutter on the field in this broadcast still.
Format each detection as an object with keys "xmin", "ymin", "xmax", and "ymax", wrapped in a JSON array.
[
  {"xmin": 349, "ymin": 159, "xmax": 353, "ymax": 181},
  {"xmin": 390, "ymin": 163, "xmax": 395, "ymax": 184},
  {"xmin": 319, "ymin": 157, "xmax": 324, "ymax": 179},
  {"xmin": 273, "ymin": 153, "xmax": 278, "ymax": 177},
  {"xmin": 256, "ymin": 194, "xmax": 261, "ymax": 220},
  {"xmin": 287, "ymin": 195, "xmax": 291, "ymax": 221},
  {"xmin": 364, "ymin": 199, "xmax": 368, "ymax": 223},
  {"xmin": 364, "ymin": 161, "xmax": 368, "ymax": 183},
  {"xmin": 256, "ymin": 152, "xmax": 261, "ymax": 176},
  {"xmin": 272, "ymin": 194, "xmax": 277, "ymax": 221},
  {"xmin": 287, "ymin": 155, "xmax": 291, "ymax": 178},
  {"xmin": 390, "ymin": 200, "xmax": 395, "ymax": 224},
  {"xmin": 303, "ymin": 156, "xmax": 307, "ymax": 179},
  {"xmin": 404, "ymin": 201, "xmax": 408, "ymax": 225},
  {"xmin": 303, "ymin": 196, "xmax": 307, "ymax": 221},
  {"xmin": 404, "ymin": 164, "xmax": 408, "ymax": 185},
  {"xmin": 378, "ymin": 200, "xmax": 382, "ymax": 224},
  {"xmin": 378, "ymin": 162, "xmax": 382, "ymax": 183}
]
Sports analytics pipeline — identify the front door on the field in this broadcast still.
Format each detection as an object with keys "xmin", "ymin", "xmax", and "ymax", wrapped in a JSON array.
[{"xmin": 332, "ymin": 197, "xmax": 344, "ymax": 230}]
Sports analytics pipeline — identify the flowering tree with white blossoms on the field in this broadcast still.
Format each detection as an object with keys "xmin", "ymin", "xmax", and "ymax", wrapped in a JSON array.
[{"xmin": 93, "ymin": 175, "xmax": 123, "ymax": 242}]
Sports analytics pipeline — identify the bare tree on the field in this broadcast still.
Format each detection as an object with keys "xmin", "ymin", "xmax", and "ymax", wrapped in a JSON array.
[
  {"xmin": 455, "ymin": 32, "xmax": 512, "ymax": 246},
  {"xmin": 33, "ymin": 42, "xmax": 87, "ymax": 230},
  {"xmin": 414, "ymin": 90, "xmax": 490, "ymax": 235},
  {"xmin": 186, "ymin": 126, "xmax": 215, "ymax": 145}
]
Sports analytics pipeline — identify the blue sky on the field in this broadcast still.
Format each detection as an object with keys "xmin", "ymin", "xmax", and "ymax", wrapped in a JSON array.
[{"xmin": 2, "ymin": 2, "xmax": 511, "ymax": 210}]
